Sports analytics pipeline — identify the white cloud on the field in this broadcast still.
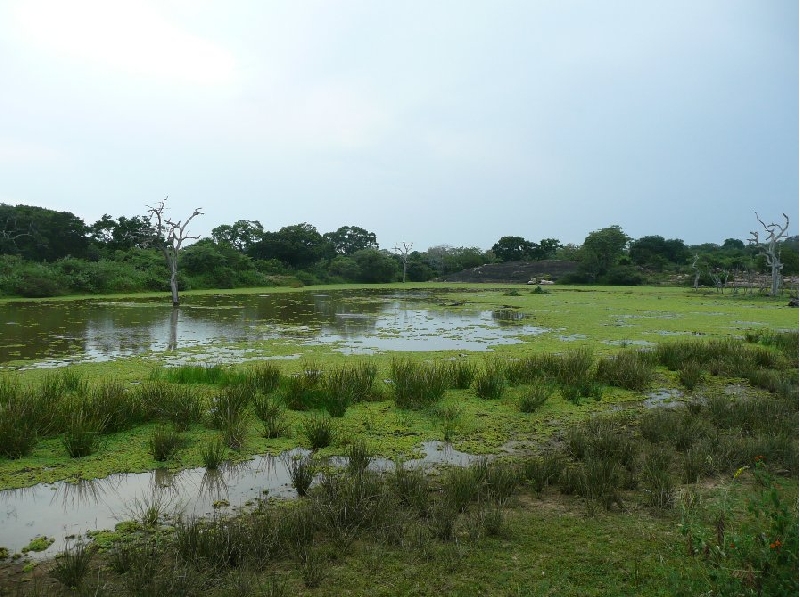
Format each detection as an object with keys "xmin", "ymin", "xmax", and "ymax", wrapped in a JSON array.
[{"xmin": 13, "ymin": 0, "xmax": 237, "ymax": 86}]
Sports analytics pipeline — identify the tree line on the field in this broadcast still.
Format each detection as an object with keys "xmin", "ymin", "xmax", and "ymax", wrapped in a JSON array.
[{"xmin": 0, "ymin": 202, "xmax": 796, "ymax": 299}]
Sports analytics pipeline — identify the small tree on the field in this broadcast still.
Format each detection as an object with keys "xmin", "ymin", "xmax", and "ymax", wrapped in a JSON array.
[
  {"xmin": 749, "ymin": 213, "xmax": 790, "ymax": 297},
  {"xmin": 146, "ymin": 197, "xmax": 203, "ymax": 307}
]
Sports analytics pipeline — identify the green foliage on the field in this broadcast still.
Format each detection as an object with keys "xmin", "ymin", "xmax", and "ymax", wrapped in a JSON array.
[
  {"xmin": 62, "ymin": 409, "xmax": 103, "ymax": 457},
  {"xmin": 519, "ymin": 382, "xmax": 555, "ymax": 413},
  {"xmin": 596, "ymin": 349, "xmax": 655, "ymax": 391},
  {"xmin": 473, "ymin": 362, "xmax": 507, "ymax": 399},
  {"xmin": 301, "ymin": 414, "xmax": 334, "ymax": 450},
  {"xmin": 201, "ymin": 437, "xmax": 227, "ymax": 469},
  {"xmin": 149, "ymin": 425, "xmax": 184, "ymax": 461},
  {"xmin": 51, "ymin": 540, "xmax": 96, "ymax": 590},
  {"xmin": 286, "ymin": 454, "xmax": 316, "ymax": 497},
  {"xmin": 390, "ymin": 358, "xmax": 449, "ymax": 409},
  {"xmin": 253, "ymin": 393, "xmax": 288, "ymax": 438}
]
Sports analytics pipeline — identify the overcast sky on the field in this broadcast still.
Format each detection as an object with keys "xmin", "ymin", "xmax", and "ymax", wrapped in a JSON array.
[{"xmin": 1, "ymin": 1, "xmax": 797, "ymax": 252}]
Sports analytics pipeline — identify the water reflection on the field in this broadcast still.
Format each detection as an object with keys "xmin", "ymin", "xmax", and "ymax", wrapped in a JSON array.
[
  {"xmin": 0, "ymin": 441, "xmax": 481, "ymax": 558},
  {"xmin": 0, "ymin": 290, "xmax": 548, "ymax": 366}
]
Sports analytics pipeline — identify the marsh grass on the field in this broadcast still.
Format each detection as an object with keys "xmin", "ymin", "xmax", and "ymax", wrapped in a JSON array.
[
  {"xmin": 154, "ymin": 364, "xmax": 230, "ymax": 385},
  {"xmin": 595, "ymin": 349, "xmax": 655, "ymax": 391},
  {"xmin": 390, "ymin": 358, "xmax": 449, "ymax": 409},
  {"xmin": 62, "ymin": 409, "xmax": 103, "ymax": 457},
  {"xmin": 519, "ymin": 381, "xmax": 555, "ymax": 413},
  {"xmin": 473, "ymin": 361, "xmax": 507, "ymax": 399},
  {"xmin": 678, "ymin": 360, "xmax": 705, "ymax": 391},
  {"xmin": 286, "ymin": 454, "xmax": 316, "ymax": 496},
  {"xmin": 523, "ymin": 452, "xmax": 565, "ymax": 495},
  {"xmin": 391, "ymin": 462, "xmax": 430, "ymax": 516},
  {"xmin": 241, "ymin": 362, "xmax": 282, "ymax": 394},
  {"xmin": 51, "ymin": 540, "xmax": 96, "ymax": 590},
  {"xmin": 149, "ymin": 425, "xmax": 184, "ymax": 461},
  {"xmin": 346, "ymin": 438, "xmax": 372, "ymax": 474},
  {"xmin": 322, "ymin": 362, "xmax": 378, "ymax": 416},
  {"xmin": 283, "ymin": 373, "xmax": 325, "ymax": 411},
  {"xmin": 301, "ymin": 414, "xmax": 334, "ymax": 450},
  {"xmin": 0, "ymin": 382, "xmax": 39, "ymax": 458},
  {"xmin": 253, "ymin": 393, "xmax": 288, "ymax": 438},
  {"xmin": 201, "ymin": 437, "xmax": 227, "ymax": 469},
  {"xmin": 445, "ymin": 360, "xmax": 477, "ymax": 389},
  {"xmin": 432, "ymin": 402, "xmax": 464, "ymax": 442},
  {"xmin": 502, "ymin": 354, "xmax": 552, "ymax": 385},
  {"xmin": 91, "ymin": 378, "xmax": 142, "ymax": 432},
  {"xmin": 641, "ymin": 446, "xmax": 675, "ymax": 508}
]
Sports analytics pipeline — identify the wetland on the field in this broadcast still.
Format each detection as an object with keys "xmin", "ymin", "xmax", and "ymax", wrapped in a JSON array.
[{"xmin": 0, "ymin": 284, "xmax": 797, "ymax": 596}]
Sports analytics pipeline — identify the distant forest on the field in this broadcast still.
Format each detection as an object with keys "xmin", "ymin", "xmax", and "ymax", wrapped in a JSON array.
[{"xmin": 0, "ymin": 203, "xmax": 796, "ymax": 298}]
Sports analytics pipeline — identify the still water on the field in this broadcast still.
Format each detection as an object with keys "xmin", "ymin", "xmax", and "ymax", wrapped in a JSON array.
[
  {"xmin": 0, "ymin": 442, "xmax": 480, "ymax": 558},
  {"xmin": 0, "ymin": 290, "xmax": 546, "ymax": 367}
]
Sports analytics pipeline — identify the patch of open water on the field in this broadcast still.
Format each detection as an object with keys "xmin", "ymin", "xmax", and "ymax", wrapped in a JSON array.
[
  {"xmin": 0, "ymin": 290, "xmax": 548, "ymax": 368},
  {"xmin": 0, "ymin": 442, "xmax": 480, "ymax": 559}
]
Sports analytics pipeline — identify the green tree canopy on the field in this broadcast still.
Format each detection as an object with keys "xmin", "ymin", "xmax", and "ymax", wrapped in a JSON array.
[
  {"xmin": 323, "ymin": 226, "xmax": 378, "ymax": 255},
  {"xmin": 491, "ymin": 236, "xmax": 536, "ymax": 262},
  {"xmin": 248, "ymin": 222, "xmax": 329, "ymax": 269},
  {"xmin": 0, "ymin": 203, "xmax": 88, "ymax": 261},
  {"xmin": 579, "ymin": 225, "xmax": 631, "ymax": 279},
  {"xmin": 211, "ymin": 220, "xmax": 264, "ymax": 253}
]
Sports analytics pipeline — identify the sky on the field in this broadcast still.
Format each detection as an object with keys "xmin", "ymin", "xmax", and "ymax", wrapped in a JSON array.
[{"xmin": 0, "ymin": 0, "xmax": 797, "ymax": 252}]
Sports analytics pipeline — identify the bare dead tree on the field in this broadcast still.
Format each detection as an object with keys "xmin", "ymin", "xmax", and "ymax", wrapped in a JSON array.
[
  {"xmin": 691, "ymin": 254, "xmax": 701, "ymax": 290},
  {"xmin": 749, "ymin": 212, "xmax": 790, "ymax": 297},
  {"xmin": 146, "ymin": 197, "xmax": 203, "ymax": 307},
  {"xmin": 392, "ymin": 242, "xmax": 413, "ymax": 283}
]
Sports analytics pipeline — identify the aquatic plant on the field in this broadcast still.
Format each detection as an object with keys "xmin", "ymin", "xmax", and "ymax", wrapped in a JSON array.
[
  {"xmin": 148, "ymin": 425, "xmax": 184, "ymax": 462},
  {"xmin": 286, "ymin": 454, "xmax": 316, "ymax": 496},
  {"xmin": 157, "ymin": 363, "xmax": 229, "ymax": 385},
  {"xmin": 51, "ymin": 540, "xmax": 96, "ymax": 590},
  {"xmin": 91, "ymin": 378, "xmax": 143, "ymax": 432},
  {"xmin": 432, "ymin": 402, "xmax": 464, "ymax": 442},
  {"xmin": 595, "ymin": 349, "xmax": 655, "ymax": 391},
  {"xmin": 62, "ymin": 409, "xmax": 103, "ymax": 457},
  {"xmin": 390, "ymin": 358, "xmax": 448, "ymax": 409},
  {"xmin": 301, "ymin": 414, "xmax": 334, "ymax": 450},
  {"xmin": 473, "ymin": 361, "xmax": 506, "ymax": 400},
  {"xmin": 518, "ymin": 381, "xmax": 555, "ymax": 413},
  {"xmin": 201, "ymin": 436, "xmax": 227, "ymax": 469}
]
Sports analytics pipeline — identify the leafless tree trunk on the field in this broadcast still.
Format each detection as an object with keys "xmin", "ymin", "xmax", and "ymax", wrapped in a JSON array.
[
  {"xmin": 691, "ymin": 254, "xmax": 701, "ymax": 290},
  {"xmin": 146, "ymin": 197, "xmax": 202, "ymax": 307},
  {"xmin": 393, "ymin": 242, "xmax": 413, "ymax": 283},
  {"xmin": 749, "ymin": 212, "xmax": 790, "ymax": 297}
]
